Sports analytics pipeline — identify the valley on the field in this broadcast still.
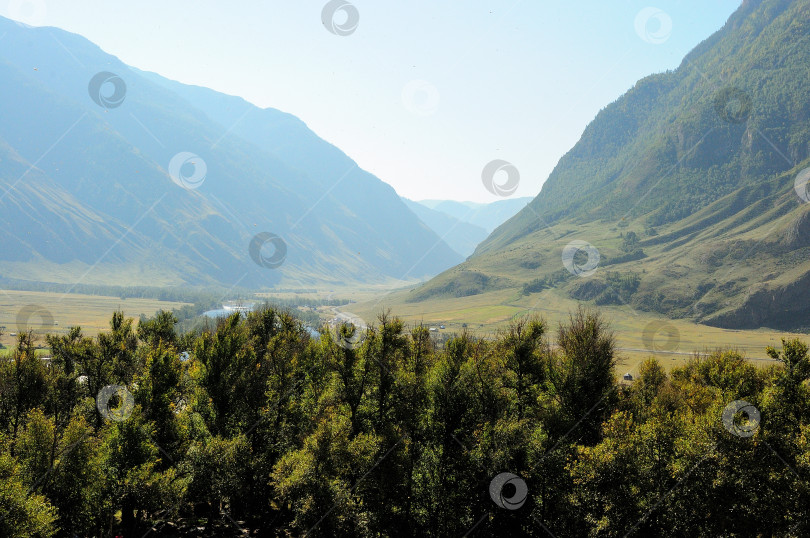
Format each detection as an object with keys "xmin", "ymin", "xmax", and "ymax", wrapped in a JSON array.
[
  {"xmin": 349, "ymin": 286, "xmax": 798, "ymax": 370},
  {"xmin": 1, "ymin": 0, "xmax": 810, "ymax": 535},
  {"xmin": 0, "ymin": 289, "xmax": 190, "ymax": 350},
  {"xmin": 6, "ymin": 282, "xmax": 800, "ymax": 378}
]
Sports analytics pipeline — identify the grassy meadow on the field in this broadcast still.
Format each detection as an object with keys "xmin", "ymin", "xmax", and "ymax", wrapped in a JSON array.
[
  {"xmin": 0, "ymin": 289, "xmax": 190, "ymax": 350},
  {"xmin": 2, "ymin": 283, "xmax": 804, "ymax": 380},
  {"xmin": 347, "ymin": 285, "xmax": 806, "ymax": 376}
]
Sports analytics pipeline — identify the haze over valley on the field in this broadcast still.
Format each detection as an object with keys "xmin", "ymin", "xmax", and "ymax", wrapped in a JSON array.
[{"xmin": 1, "ymin": 1, "xmax": 809, "ymax": 536}]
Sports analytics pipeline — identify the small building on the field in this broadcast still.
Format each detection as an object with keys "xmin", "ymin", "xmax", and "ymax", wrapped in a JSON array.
[
  {"xmin": 623, "ymin": 373, "xmax": 634, "ymax": 382},
  {"xmin": 429, "ymin": 327, "xmax": 438, "ymax": 332}
]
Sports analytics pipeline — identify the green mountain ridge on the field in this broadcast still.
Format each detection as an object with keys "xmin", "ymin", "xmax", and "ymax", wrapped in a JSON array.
[{"xmin": 409, "ymin": 0, "xmax": 810, "ymax": 330}]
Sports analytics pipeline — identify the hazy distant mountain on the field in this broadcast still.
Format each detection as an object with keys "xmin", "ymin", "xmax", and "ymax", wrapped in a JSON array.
[
  {"xmin": 409, "ymin": 0, "xmax": 810, "ymax": 330},
  {"xmin": 417, "ymin": 198, "xmax": 532, "ymax": 233},
  {"xmin": 400, "ymin": 199, "xmax": 488, "ymax": 257},
  {"xmin": 0, "ymin": 17, "xmax": 461, "ymax": 288}
]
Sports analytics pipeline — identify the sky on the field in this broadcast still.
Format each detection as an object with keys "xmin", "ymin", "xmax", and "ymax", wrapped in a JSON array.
[{"xmin": 0, "ymin": 0, "xmax": 742, "ymax": 203}]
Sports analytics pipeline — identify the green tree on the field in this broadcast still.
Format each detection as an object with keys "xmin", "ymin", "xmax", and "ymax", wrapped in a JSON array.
[
  {"xmin": 137, "ymin": 310, "xmax": 178, "ymax": 349},
  {"xmin": 100, "ymin": 412, "xmax": 181, "ymax": 534},
  {"xmin": 0, "ymin": 333, "xmax": 50, "ymax": 447},
  {"xmin": 0, "ymin": 453, "xmax": 57, "ymax": 538},
  {"xmin": 548, "ymin": 307, "xmax": 617, "ymax": 445},
  {"xmin": 499, "ymin": 316, "xmax": 546, "ymax": 421}
]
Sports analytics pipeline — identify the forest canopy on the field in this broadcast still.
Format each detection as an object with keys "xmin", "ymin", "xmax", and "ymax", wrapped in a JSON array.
[{"xmin": 0, "ymin": 306, "xmax": 808, "ymax": 536}]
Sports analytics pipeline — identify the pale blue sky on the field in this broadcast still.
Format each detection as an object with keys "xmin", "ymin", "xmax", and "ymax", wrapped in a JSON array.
[{"xmin": 1, "ymin": 0, "xmax": 741, "ymax": 202}]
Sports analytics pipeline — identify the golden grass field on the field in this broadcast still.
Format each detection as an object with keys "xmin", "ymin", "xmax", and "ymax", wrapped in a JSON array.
[
  {"xmin": 0, "ymin": 289, "xmax": 190, "ymax": 350},
  {"xmin": 3, "ymin": 283, "xmax": 805, "ymax": 381},
  {"xmin": 345, "ymin": 286, "xmax": 807, "ymax": 377}
]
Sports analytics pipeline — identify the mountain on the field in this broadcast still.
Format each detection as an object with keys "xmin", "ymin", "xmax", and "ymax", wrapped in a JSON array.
[
  {"xmin": 400, "ymin": 197, "xmax": 533, "ymax": 257},
  {"xmin": 0, "ymin": 17, "xmax": 462, "ymax": 289},
  {"xmin": 407, "ymin": 0, "xmax": 810, "ymax": 330},
  {"xmin": 400, "ymin": 199, "xmax": 488, "ymax": 257},
  {"xmin": 417, "ymin": 197, "xmax": 533, "ymax": 233}
]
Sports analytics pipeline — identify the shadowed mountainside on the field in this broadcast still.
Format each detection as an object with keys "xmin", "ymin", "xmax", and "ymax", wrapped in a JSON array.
[{"xmin": 0, "ymin": 17, "xmax": 462, "ymax": 288}]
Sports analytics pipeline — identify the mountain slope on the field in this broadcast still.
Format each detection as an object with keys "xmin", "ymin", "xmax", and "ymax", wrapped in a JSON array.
[
  {"xmin": 418, "ymin": 197, "xmax": 533, "ymax": 233},
  {"xmin": 135, "ymin": 69, "xmax": 461, "ymax": 277},
  {"xmin": 400, "ymin": 199, "xmax": 488, "ymax": 257},
  {"xmin": 408, "ymin": 0, "xmax": 810, "ymax": 330},
  {"xmin": 0, "ymin": 17, "xmax": 461, "ymax": 288}
]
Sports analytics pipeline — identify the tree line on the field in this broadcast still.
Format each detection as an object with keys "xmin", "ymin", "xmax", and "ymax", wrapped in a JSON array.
[{"xmin": 0, "ymin": 306, "xmax": 808, "ymax": 536}]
